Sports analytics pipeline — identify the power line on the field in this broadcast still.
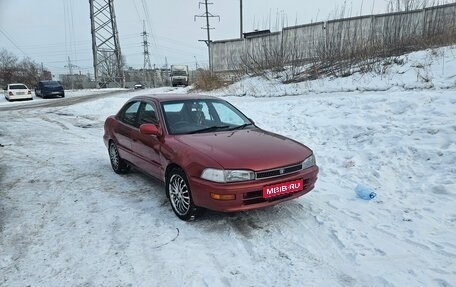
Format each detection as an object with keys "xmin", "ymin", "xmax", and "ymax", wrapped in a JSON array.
[{"xmin": 0, "ymin": 28, "xmax": 28, "ymax": 57}]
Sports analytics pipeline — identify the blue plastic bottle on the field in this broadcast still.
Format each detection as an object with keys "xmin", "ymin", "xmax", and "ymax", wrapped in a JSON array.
[{"xmin": 355, "ymin": 184, "xmax": 376, "ymax": 200}]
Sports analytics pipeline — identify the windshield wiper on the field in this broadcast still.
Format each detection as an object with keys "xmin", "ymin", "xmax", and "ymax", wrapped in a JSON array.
[
  {"xmin": 228, "ymin": 123, "xmax": 254, "ymax": 131},
  {"xmin": 189, "ymin": 125, "xmax": 230, "ymax": 134}
]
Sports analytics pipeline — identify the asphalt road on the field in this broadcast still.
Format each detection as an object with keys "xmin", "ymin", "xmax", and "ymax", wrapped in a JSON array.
[{"xmin": 0, "ymin": 89, "xmax": 128, "ymax": 112}]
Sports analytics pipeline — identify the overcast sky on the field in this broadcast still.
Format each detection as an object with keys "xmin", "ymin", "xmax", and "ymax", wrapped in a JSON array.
[{"xmin": 1, "ymin": 0, "xmax": 396, "ymax": 76}]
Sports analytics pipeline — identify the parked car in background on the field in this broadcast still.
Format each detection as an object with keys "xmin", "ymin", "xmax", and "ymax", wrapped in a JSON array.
[
  {"xmin": 103, "ymin": 94, "xmax": 319, "ymax": 220},
  {"xmin": 134, "ymin": 83, "xmax": 145, "ymax": 89},
  {"xmin": 35, "ymin": 80, "xmax": 65, "ymax": 98},
  {"xmin": 4, "ymin": 83, "xmax": 33, "ymax": 101}
]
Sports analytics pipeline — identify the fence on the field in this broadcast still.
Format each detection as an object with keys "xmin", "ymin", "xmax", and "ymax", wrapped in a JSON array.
[{"xmin": 211, "ymin": 3, "xmax": 456, "ymax": 74}]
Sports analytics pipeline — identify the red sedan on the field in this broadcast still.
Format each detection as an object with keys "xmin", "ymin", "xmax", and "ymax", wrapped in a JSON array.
[{"xmin": 103, "ymin": 94, "xmax": 318, "ymax": 220}]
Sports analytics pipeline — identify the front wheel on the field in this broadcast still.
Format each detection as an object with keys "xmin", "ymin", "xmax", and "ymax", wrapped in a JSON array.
[
  {"xmin": 108, "ymin": 141, "xmax": 131, "ymax": 174},
  {"xmin": 166, "ymin": 168, "xmax": 201, "ymax": 221}
]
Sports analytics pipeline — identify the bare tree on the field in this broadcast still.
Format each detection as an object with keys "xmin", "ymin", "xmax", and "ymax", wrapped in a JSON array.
[{"xmin": 0, "ymin": 49, "xmax": 44, "ymax": 88}]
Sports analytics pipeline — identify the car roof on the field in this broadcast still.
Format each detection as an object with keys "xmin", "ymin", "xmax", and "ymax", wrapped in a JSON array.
[
  {"xmin": 129, "ymin": 94, "xmax": 219, "ymax": 103},
  {"xmin": 8, "ymin": 83, "xmax": 27, "ymax": 86}
]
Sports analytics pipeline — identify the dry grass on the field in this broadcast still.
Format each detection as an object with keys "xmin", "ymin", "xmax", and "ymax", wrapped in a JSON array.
[{"xmin": 191, "ymin": 70, "xmax": 226, "ymax": 91}]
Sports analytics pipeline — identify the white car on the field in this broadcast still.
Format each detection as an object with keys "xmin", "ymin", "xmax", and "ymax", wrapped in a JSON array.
[{"xmin": 4, "ymin": 83, "xmax": 33, "ymax": 101}]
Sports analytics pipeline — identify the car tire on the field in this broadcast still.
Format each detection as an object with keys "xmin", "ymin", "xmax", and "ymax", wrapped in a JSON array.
[
  {"xmin": 108, "ymin": 141, "xmax": 131, "ymax": 174},
  {"xmin": 166, "ymin": 168, "xmax": 201, "ymax": 221}
]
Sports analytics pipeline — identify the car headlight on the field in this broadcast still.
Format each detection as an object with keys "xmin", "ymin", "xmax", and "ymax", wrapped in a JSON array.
[
  {"xmin": 302, "ymin": 154, "xmax": 316, "ymax": 169},
  {"xmin": 201, "ymin": 168, "xmax": 255, "ymax": 183}
]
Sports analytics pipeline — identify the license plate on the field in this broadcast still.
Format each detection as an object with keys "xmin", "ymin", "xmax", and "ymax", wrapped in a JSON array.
[
  {"xmin": 17, "ymin": 92, "xmax": 25, "ymax": 95},
  {"xmin": 263, "ymin": 179, "xmax": 304, "ymax": 198}
]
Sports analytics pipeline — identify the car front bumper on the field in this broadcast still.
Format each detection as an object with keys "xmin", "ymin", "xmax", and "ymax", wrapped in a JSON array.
[{"xmin": 189, "ymin": 166, "xmax": 318, "ymax": 212}]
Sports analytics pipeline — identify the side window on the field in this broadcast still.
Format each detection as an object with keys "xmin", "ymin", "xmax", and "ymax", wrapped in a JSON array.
[
  {"xmin": 139, "ymin": 102, "xmax": 158, "ymax": 124},
  {"xmin": 120, "ymin": 101, "xmax": 141, "ymax": 127}
]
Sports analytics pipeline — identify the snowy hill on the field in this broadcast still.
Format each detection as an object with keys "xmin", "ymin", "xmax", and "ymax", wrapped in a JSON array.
[{"xmin": 211, "ymin": 45, "xmax": 456, "ymax": 97}]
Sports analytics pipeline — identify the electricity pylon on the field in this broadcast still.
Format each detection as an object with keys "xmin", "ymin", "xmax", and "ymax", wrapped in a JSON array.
[
  {"xmin": 89, "ymin": 0, "xmax": 125, "ymax": 88},
  {"xmin": 142, "ymin": 20, "xmax": 153, "ymax": 87},
  {"xmin": 195, "ymin": 0, "xmax": 220, "ymax": 72}
]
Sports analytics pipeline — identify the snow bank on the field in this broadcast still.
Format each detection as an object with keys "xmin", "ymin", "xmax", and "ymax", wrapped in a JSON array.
[{"xmin": 209, "ymin": 45, "xmax": 456, "ymax": 97}]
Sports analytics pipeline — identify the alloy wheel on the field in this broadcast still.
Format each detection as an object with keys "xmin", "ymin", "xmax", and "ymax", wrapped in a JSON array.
[
  {"xmin": 109, "ymin": 143, "xmax": 120, "ymax": 170},
  {"xmin": 168, "ymin": 174, "xmax": 191, "ymax": 216}
]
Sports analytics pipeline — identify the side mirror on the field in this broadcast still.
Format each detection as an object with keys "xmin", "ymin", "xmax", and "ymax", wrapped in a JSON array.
[{"xmin": 140, "ymin": 123, "xmax": 161, "ymax": 136}]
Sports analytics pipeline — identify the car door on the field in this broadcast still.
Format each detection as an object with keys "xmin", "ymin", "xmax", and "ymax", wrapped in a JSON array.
[
  {"xmin": 38, "ymin": 82, "xmax": 43, "ymax": 96},
  {"xmin": 35, "ymin": 82, "xmax": 43, "ymax": 97},
  {"xmin": 114, "ymin": 101, "xmax": 141, "ymax": 162},
  {"xmin": 130, "ymin": 101, "xmax": 162, "ymax": 179}
]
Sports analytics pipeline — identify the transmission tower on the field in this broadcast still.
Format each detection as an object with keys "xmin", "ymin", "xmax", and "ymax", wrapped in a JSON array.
[
  {"xmin": 89, "ymin": 0, "xmax": 125, "ymax": 88},
  {"xmin": 194, "ymin": 0, "xmax": 219, "ymax": 72},
  {"xmin": 142, "ymin": 21, "xmax": 152, "ymax": 70},
  {"xmin": 141, "ymin": 20, "xmax": 153, "ymax": 87},
  {"xmin": 64, "ymin": 56, "xmax": 78, "ymax": 90}
]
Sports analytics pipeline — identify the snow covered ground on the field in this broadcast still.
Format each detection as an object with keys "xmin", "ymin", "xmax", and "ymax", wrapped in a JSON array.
[{"xmin": 1, "ymin": 48, "xmax": 455, "ymax": 286}]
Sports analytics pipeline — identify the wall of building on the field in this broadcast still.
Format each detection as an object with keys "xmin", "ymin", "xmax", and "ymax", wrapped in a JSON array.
[{"xmin": 211, "ymin": 3, "xmax": 456, "ymax": 72}]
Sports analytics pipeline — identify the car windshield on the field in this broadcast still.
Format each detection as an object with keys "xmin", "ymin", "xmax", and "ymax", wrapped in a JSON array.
[
  {"xmin": 43, "ymin": 81, "xmax": 61, "ymax": 87},
  {"xmin": 9, "ymin": 84, "xmax": 27, "ymax": 89},
  {"xmin": 172, "ymin": 71, "xmax": 187, "ymax": 76},
  {"xmin": 162, "ymin": 99, "xmax": 252, "ymax": 135}
]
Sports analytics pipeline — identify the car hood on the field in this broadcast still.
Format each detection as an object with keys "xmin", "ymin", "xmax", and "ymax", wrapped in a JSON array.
[{"xmin": 175, "ymin": 128, "xmax": 312, "ymax": 171}]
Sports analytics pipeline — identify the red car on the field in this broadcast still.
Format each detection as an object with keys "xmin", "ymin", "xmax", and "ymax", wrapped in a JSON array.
[{"xmin": 103, "ymin": 94, "xmax": 318, "ymax": 220}]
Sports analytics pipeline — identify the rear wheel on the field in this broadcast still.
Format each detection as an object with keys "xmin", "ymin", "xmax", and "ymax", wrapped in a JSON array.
[
  {"xmin": 108, "ymin": 141, "xmax": 130, "ymax": 174},
  {"xmin": 166, "ymin": 168, "xmax": 201, "ymax": 221}
]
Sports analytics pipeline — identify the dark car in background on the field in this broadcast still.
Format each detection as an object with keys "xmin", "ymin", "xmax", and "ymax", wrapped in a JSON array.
[{"xmin": 35, "ymin": 80, "xmax": 65, "ymax": 98}]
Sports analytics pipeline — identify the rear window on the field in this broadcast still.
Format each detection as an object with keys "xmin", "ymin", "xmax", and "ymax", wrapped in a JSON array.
[
  {"xmin": 42, "ymin": 81, "xmax": 61, "ymax": 87},
  {"xmin": 9, "ymin": 84, "xmax": 27, "ymax": 89}
]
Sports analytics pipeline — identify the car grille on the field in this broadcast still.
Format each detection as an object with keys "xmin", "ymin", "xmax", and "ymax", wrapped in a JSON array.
[{"xmin": 255, "ymin": 163, "xmax": 303, "ymax": 179}]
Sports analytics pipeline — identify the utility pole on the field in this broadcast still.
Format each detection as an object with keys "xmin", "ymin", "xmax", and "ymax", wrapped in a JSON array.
[
  {"xmin": 195, "ymin": 0, "xmax": 219, "ymax": 72},
  {"xmin": 240, "ymin": 0, "xmax": 243, "ymax": 38},
  {"xmin": 40, "ymin": 62, "xmax": 44, "ymax": 79},
  {"xmin": 142, "ymin": 20, "xmax": 153, "ymax": 87},
  {"xmin": 89, "ymin": 0, "xmax": 125, "ymax": 88},
  {"xmin": 65, "ymin": 56, "xmax": 78, "ymax": 90}
]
